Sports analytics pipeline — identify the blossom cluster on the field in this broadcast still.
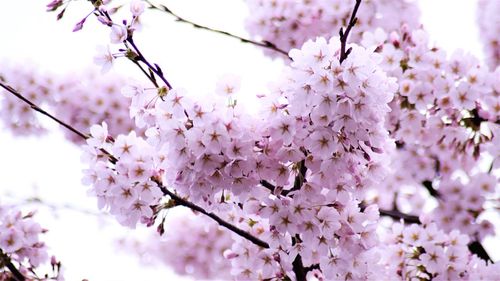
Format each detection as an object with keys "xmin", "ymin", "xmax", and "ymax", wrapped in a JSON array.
[
  {"xmin": 225, "ymin": 37, "xmax": 397, "ymax": 280},
  {"xmin": 38, "ymin": 0, "xmax": 500, "ymax": 279},
  {"xmin": 0, "ymin": 205, "xmax": 47, "ymax": 269},
  {"xmin": 0, "ymin": 63, "xmax": 51, "ymax": 136},
  {"xmin": 359, "ymin": 27, "xmax": 500, "ymax": 240},
  {"xmin": 0, "ymin": 64, "xmax": 140, "ymax": 144},
  {"xmin": 477, "ymin": 0, "xmax": 500, "ymax": 69},
  {"xmin": 82, "ymin": 34, "xmax": 400, "ymax": 279},
  {"xmin": 380, "ymin": 222, "xmax": 500, "ymax": 280},
  {"xmin": 244, "ymin": 0, "xmax": 420, "ymax": 58},
  {"xmin": 0, "ymin": 203, "xmax": 63, "ymax": 280},
  {"xmin": 82, "ymin": 126, "xmax": 162, "ymax": 228},
  {"xmin": 51, "ymin": 71, "xmax": 141, "ymax": 143},
  {"xmin": 120, "ymin": 213, "xmax": 233, "ymax": 280}
]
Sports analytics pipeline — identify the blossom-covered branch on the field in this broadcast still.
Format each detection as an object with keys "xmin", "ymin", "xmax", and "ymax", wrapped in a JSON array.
[{"xmin": 1, "ymin": 78, "xmax": 270, "ymax": 250}]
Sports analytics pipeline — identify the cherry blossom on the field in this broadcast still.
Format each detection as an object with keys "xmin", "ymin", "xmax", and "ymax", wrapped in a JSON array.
[
  {"xmin": 0, "ymin": 63, "xmax": 141, "ymax": 144},
  {"xmin": 121, "ymin": 213, "xmax": 233, "ymax": 280},
  {"xmin": 245, "ymin": 0, "xmax": 420, "ymax": 58},
  {"xmin": 0, "ymin": 203, "xmax": 63, "ymax": 280},
  {"xmin": 477, "ymin": 0, "xmax": 500, "ymax": 69}
]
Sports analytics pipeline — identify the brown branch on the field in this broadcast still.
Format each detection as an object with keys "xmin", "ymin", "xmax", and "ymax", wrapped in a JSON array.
[
  {"xmin": 0, "ymin": 81, "xmax": 88, "ymax": 140},
  {"xmin": 339, "ymin": 0, "xmax": 362, "ymax": 63},
  {"xmin": 0, "ymin": 81, "xmax": 118, "ymax": 164},
  {"xmin": 96, "ymin": 9, "xmax": 173, "ymax": 90},
  {"xmin": 468, "ymin": 241, "xmax": 493, "ymax": 263},
  {"xmin": 292, "ymin": 254, "xmax": 306, "ymax": 281},
  {"xmin": 0, "ymin": 249, "xmax": 26, "ymax": 281},
  {"xmin": 159, "ymin": 185, "xmax": 270, "ymax": 249},
  {"xmin": 260, "ymin": 180, "xmax": 275, "ymax": 194},
  {"xmin": 379, "ymin": 208, "xmax": 420, "ymax": 224},
  {"xmin": 284, "ymin": 160, "xmax": 307, "ymax": 196},
  {"xmin": 126, "ymin": 37, "xmax": 172, "ymax": 89},
  {"xmin": 2, "ymin": 77, "xmax": 268, "ymax": 251},
  {"xmin": 144, "ymin": 1, "xmax": 291, "ymax": 59},
  {"xmin": 422, "ymin": 180, "xmax": 440, "ymax": 198}
]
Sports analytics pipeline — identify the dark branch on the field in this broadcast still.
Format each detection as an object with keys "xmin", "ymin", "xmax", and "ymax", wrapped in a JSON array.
[
  {"xmin": 468, "ymin": 241, "xmax": 493, "ymax": 263},
  {"xmin": 339, "ymin": 0, "xmax": 362, "ymax": 63},
  {"xmin": 284, "ymin": 160, "xmax": 307, "ymax": 196},
  {"xmin": 260, "ymin": 180, "xmax": 275, "ymax": 194},
  {"xmin": 144, "ymin": 1, "xmax": 291, "ymax": 59},
  {"xmin": 126, "ymin": 37, "xmax": 173, "ymax": 89},
  {"xmin": 260, "ymin": 159, "xmax": 307, "ymax": 197},
  {"xmin": 0, "ymin": 249, "xmax": 26, "ymax": 281},
  {"xmin": 292, "ymin": 254, "xmax": 307, "ymax": 281},
  {"xmin": 96, "ymin": 9, "xmax": 173, "ymax": 90},
  {"xmin": 159, "ymin": 185, "xmax": 270, "ymax": 249},
  {"xmin": 0, "ymin": 82, "xmax": 88, "ymax": 140},
  {"xmin": 379, "ymin": 208, "xmax": 420, "ymax": 224},
  {"xmin": 1, "ymin": 81, "xmax": 119, "ymax": 164},
  {"xmin": 2, "ymin": 79, "xmax": 267, "ymax": 251},
  {"xmin": 422, "ymin": 180, "xmax": 440, "ymax": 198}
]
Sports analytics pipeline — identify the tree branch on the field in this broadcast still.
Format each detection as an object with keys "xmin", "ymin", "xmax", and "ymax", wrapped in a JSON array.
[
  {"xmin": 339, "ymin": 0, "xmax": 362, "ymax": 63},
  {"xmin": 144, "ymin": 1, "xmax": 291, "ymax": 59},
  {"xmin": 260, "ymin": 180, "xmax": 275, "ymax": 194},
  {"xmin": 0, "ymin": 81, "xmax": 118, "ymax": 164},
  {"xmin": 284, "ymin": 160, "xmax": 307, "ymax": 196},
  {"xmin": 422, "ymin": 180, "xmax": 440, "ymax": 198},
  {"xmin": 0, "ymin": 249, "xmax": 26, "ymax": 281},
  {"xmin": 379, "ymin": 208, "xmax": 420, "ymax": 224},
  {"xmin": 292, "ymin": 254, "xmax": 307, "ymax": 281},
  {"xmin": 0, "ymin": 82, "xmax": 88, "ymax": 140},
  {"xmin": 96, "ymin": 9, "xmax": 173, "ymax": 90},
  {"xmin": 126, "ymin": 36, "xmax": 173, "ymax": 89},
  {"xmin": 2, "ymin": 78, "xmax": 269, "ymax": 250},
  {"xmin": 468, "ymin": 241, "xmax": 493, "ymax": 263},
  {"xmin": 159, "ymin": 185, "xmax": 270, "ymax": 249}
]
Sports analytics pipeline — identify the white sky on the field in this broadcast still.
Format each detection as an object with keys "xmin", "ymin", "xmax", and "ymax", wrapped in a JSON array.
[{"xmin": 0, "ymin": 0, "xmax": 496, "ymax": 280}]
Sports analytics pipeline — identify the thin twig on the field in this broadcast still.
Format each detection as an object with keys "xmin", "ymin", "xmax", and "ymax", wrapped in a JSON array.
[
  {"xmin": 97, "ymin": 10, "xmax": 173, "ymax": 90},
  {"xmin": 0, "ymin": 249, "xmax": 26, "ymax": 281},
  {"xmin": 144, "ymin": 1, "xmax": 291, "ymax": 59},
  {"xmin": 127, "ymin": 37, "xmax": 172, "ymax": 89},
  {"xmin": 339, "ymin": 0, "xmax": 362, "ymax": 63}
]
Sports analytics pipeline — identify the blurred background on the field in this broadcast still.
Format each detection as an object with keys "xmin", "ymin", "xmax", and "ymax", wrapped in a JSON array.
[{"xmin": 0, "ymin": 0, "xmax": 493, "ymax": 280}]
